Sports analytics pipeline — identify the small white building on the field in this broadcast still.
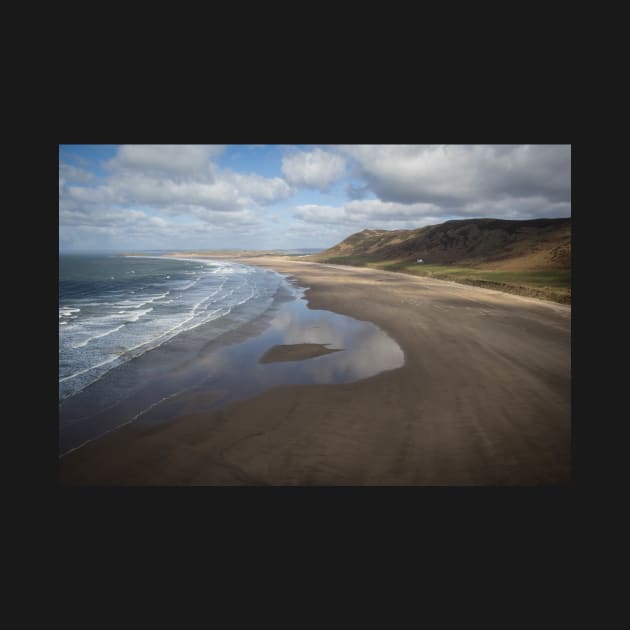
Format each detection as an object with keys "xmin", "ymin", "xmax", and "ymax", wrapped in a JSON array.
[{"xmin": 416, "ymin": 259, "xmax": 424, "ymax": 263}]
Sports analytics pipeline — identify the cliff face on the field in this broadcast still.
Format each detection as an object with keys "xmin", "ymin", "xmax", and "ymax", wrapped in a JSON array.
[{"xmin": 315, "ymin": 218, "xmax": 571, "ymax": 271}]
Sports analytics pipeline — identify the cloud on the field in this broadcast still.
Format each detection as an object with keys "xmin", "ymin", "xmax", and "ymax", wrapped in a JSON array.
[
  {"xmin": 293, "ymin": 199, "xmax": 442, "ymax": 227},
  {"xmin": 220, "ymin": 169, "xmax": 293, "ymax": 204},
  {"xmin": 459, "ymin": 196, "xmax": 572, "ymax": 219},
  {"xmin": 59, "ymin": 162, "xmax": 97, "ymax": 185},
  {"xmin": 338, "ymin": 144, "xmax": 571, "ymax": 206},
  {"xmin": 103, "ymin": 172, "xmax": 244, "ymax": 212},
  {"xmin": 59, "ymin": 203, "xmax": 265, "ymax": 252},
  {"xmin": 61, "ymin": 206, "xmax": 168, "ymax": 230},
  {"xmin": 59, "ymin": 145, "xmax": 297, "ymax": 251},
  {"xmin": 292, "ymin": 190, "xmax": 570, "ymax": 235},
  {"xmin": 106, "ymin": 144, "xmax": 225, "ymax": 177},
  {"xmin": 281, "ymin": 148, "xmax": 346, "ymax": 191},
  {"xmin": 293, "ymin": 205, "xmax": 347, "ymax": 224},
  {"xmin": 64, "ymin": 171, "xmax": 291, "ymax": 215},
  {"xmin": 61, "ymin": 147, "xmax": 293, "ymax": 222},
  {"xmin": 174, "ymin": 205, "xmax": 261, "ymax": 227}
]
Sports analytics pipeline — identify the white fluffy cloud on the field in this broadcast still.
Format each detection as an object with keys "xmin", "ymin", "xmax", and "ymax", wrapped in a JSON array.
[
  {"xmin": 293, "ymin": 205, "xmax": 347, "ymax": 224},
  {"xmin": 107, "ymin": 144, "xmax": 225, "ymax": 177},
  {"xmin": 62, "ymin": 206, "xmax": 168, "ymax": 229},
  {"xmin": 281, "ymin": 148, "xmax": 346, "ymax": 191},
  {"xmin": 59, "ymin": 145, "xmax": 298, "ymax": 251},
  {"xmin": 59, "ymin": 163, "xmax": 97, "ymax": 185},
  {"xmin": 220, "ymin": 169, "xmax": 292, "ymax": 204},
  {"xmin": 294, "ymin": 199, "xmax": 442, "ymax": 228},
  {"xmin": 293, "ymin": 192, "xmax": 570, "ymax": 233},
  {"xmin": 339, "ymin": 145, "xmax": 571, "ymax": 206},
  {"xmin": 63, "ymin": 170, "xmax": 291, "ymax": 215},
  {"xmin": 61, "ymin": 146, "xmax": 293, "ymax": 223}
]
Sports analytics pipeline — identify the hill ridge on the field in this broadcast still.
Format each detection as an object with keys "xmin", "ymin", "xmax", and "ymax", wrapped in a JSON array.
[{"xmin": 313, "ymin": 217, "xmax": 571, "ymax": 271}]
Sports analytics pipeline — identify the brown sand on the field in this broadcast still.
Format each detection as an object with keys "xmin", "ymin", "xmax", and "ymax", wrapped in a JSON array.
[
  {"xmin": 259, "ymin": 343, "xmax": 342, "ymax": 364},
  {"xmin": 59, "ymin": 257, "xmax": 571, "ymax": 485}
]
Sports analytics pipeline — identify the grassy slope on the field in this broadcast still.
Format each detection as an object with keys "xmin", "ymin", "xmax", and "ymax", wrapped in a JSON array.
[
  {"xmin": 308, "ymin": 219, "xmax": 571, "ymax": 304},
  {"xmin": 316, "ymin": 257, "xmax": 571, "ymax": 304}
]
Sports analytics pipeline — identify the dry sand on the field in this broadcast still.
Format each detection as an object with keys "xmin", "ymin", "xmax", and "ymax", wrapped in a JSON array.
[{"xmin": 59, "ymin": 257, "xmax": 571, "ymax": 485}]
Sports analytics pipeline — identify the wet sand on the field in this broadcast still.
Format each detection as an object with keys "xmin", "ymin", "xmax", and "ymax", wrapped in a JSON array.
[
  {"xmin": 259, "ymin": 343, "xmax": 342, "ymax": 363},
  {"xmin": 59, "ymin": 257, "xmax": 571, "ymax": 485}
]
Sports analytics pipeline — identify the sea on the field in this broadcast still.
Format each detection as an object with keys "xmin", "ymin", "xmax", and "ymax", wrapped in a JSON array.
[{"xmin": 59, "ymin": 254, "xmax": 288, "ymax": 402}]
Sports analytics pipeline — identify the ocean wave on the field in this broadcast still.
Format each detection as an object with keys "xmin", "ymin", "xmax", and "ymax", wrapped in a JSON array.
[
  {"xmin": 59, "ymin": 307, "xmax": 81, "ymax": 318},
  {"xmin": 124, "ymin": 307, "xmax": 153, "ymax": 323},
  {"xmin": 177, "ymin": 278, "xmax": 202, "ymax": 291},
  {"xmin": 130, "ymin": 392, "xmax": 181, "ymax": 421},
  {"xmin": 153, "ymin": 298, "xmax": 209, "ymax": 337},
  {"xmin": 59, "ymin": 259, "xmax": 289, "ymax": 403},
  {"xmin": 227, "ymin": 287, "xmax": 256, "ymax": 309},
  {"xmin": 114, "ymin": 292, "xmax": 169, "ymax": 309},
  {"xmin": 148, "ymin": 291, "xmax": 170, "ymax": 302},
  {"xmin": 59, "ymin": 353, "xmax": 122, "ymax": 383},
  {"xmin": 117, "ymin": 296, "xmax": 215, "ymax": 354},
  {"xmin": 72, "ymin": 324, "xmax": 126, "ymax": 349},
  {"xmin": 60, "ymin": 392, "xmax": 182, "ymax": 457}
]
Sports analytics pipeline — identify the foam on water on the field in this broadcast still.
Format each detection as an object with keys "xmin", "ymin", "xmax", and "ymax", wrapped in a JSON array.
[
  {"xmin": 73, "ymin": 324, "xmax": 127, "ymax": 349},
  {"xmin": 59, "ymin": 255, "xmax": 284, "ymax": 401}
]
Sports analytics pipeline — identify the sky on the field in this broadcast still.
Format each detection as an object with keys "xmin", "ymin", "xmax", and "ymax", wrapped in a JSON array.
[{"xmin": 59, "ymin": 145, "xmax": 571, "ymax": 252}]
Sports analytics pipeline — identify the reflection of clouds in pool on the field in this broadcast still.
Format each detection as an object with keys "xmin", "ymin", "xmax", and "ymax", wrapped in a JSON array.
[
  {"xmin": 191, "ymin": 297, "xmax": 404, "ymax": 398},
  {"xmin": 255, "ymin": 298, "xmax": 404, "ymax": 386},
  {"xmin": 274, "ymin": 309, "xmax": 345, "ymax": 349},
  {"xmin": 302, "ymin": 323, "xmax": 404, "ymax": 383}
]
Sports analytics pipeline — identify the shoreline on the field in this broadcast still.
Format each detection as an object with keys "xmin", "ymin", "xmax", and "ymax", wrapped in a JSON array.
[
  {"xmin": 60, "ymin": 257, "xmax": 571, "ymax": 485},
  {"xmin": 58, "ymin": 271, "xmax": 304, "ymax": 457}
]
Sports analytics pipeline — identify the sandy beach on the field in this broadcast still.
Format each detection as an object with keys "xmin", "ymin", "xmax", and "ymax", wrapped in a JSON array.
[{"xmin": 59, "ymin": 257, "xmax": 571, "ymax": 485}]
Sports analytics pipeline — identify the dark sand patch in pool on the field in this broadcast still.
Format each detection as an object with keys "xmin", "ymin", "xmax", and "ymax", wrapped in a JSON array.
[{"xmin": 259, "ymin": 343, "xmax": 342, "ymax": 363}]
